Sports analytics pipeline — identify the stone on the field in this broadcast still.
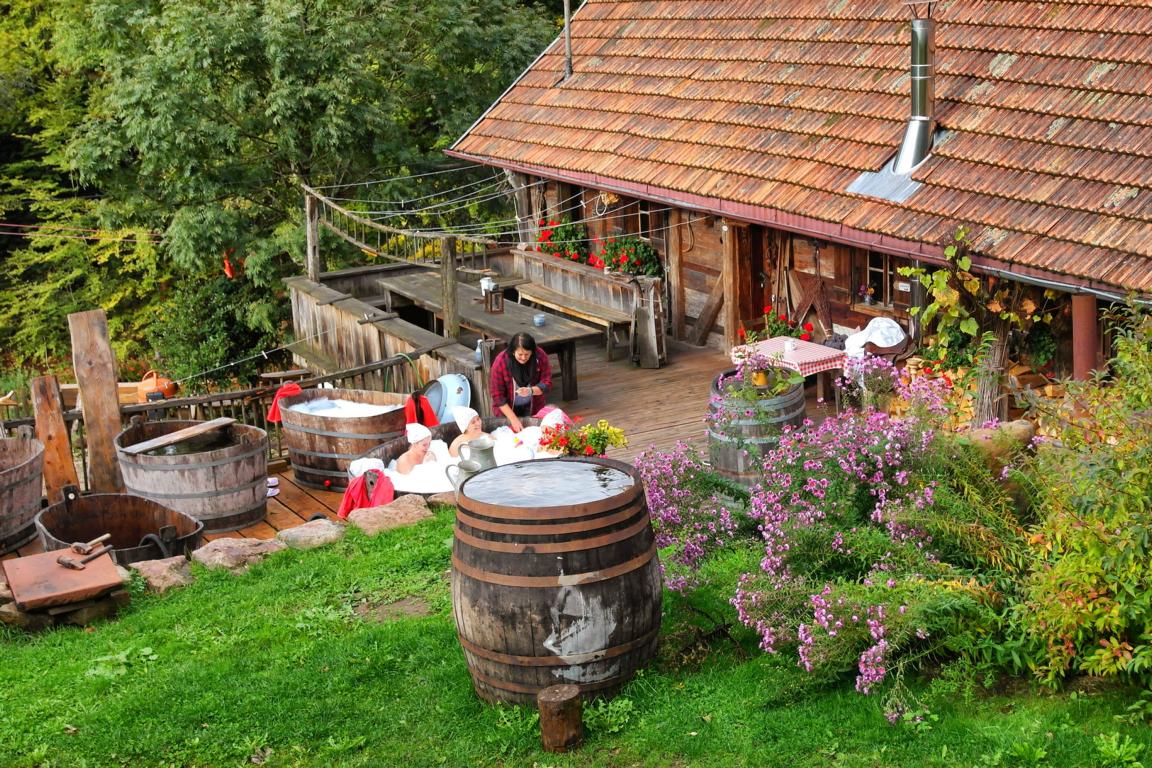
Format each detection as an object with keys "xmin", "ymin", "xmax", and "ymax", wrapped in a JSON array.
[
  {"xmin": 131, "ymin": 556, "xmax": 194, "ymax": 594},
  {"xmin": 963, "ymin": 419, "xmax": 1036, "ymax": 469},
  {"xmin": 57, "ymin": 590, "xmax": 131, "ymax": 626},
  {"xmin": 190, "ymin": 538, "xmax": 287, "ymax": 572},
  {"xmin": 0, "ymin": 602, "xmax": 53, "ymax": 631},
  {"xmin": 276, "ymin": 519, "xmax": 346, "ymax": 550},
  {"xmin": 347, "ymin": 494, "xmax": 434, "ymax": 536},
  {"xmin": 0, "ymin": 577, "xmax": 12, "ymax": 606},
  {"xmin": 426, "ymin": 492, "xmax": 458, "ymax": 508}
]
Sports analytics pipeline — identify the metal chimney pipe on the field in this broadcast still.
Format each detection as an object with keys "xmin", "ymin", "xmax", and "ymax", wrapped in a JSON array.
[
  {"xmin": 892, "ymin": 18, "xmax": 935, "ymax": 174},
  {"xmin": 563, "ymin": 0, "xmax": 573, "ymax": 80}
]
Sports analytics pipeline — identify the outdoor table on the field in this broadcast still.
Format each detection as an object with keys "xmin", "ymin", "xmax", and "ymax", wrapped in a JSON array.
[
  {"xmin": 731, "ymin": 336, "xmax": 847, "ymax": 404},
  {"xmin": 377, "ymin": 271, "xmax": 600, "ymax": 402}
]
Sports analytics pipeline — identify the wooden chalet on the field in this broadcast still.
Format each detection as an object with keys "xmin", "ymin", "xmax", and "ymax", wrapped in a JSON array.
[{"xmin": 447, "ymin": 0, "xmax": 1152, "ymax": 380}]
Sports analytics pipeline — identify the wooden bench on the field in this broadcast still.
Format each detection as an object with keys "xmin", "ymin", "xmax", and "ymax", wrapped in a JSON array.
[{"xmin": 516, "ymin": 283, "xmax": 632, "ymax": 361}]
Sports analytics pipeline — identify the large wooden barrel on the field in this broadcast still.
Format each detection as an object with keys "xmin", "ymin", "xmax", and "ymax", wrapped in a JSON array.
[
  {"xmin": 0, "ymin": 436, "xmax": 45, "ymax": 554},
  {"xmin": 36, "ymin": 492, "xmax": 203, "ymax": 566},
  {"xmin": 353, "ymin": 417, "xmax": 540, "ymax": 474},
  {"xmin": 452, "ymin": 457, "xmax": 662, "ymax": 705},
  {"xmin": 279, "ymin": 388, "xmax": 406, "ymax": 490},
  {"xmin": 115, "ymin": 420, "xmax": 268, "ymax": 533},
  {"xmin": 706, "ymin": 370, "xmax": 806, "ymax": 489}
]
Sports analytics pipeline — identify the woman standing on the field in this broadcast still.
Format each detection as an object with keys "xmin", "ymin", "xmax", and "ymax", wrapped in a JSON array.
[{"xmin": 489, "ymin": 332, "xmax": 551, "ymax": 432}]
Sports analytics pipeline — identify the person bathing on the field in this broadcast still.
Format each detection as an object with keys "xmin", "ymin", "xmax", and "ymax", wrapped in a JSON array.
[
  {"xmin": 395, "ymin": 423, "xmax": 437, "ymax": 475},
  {"xmin": 489, "ymin": 332, "xmax": 551, "ymax": 433},
  {"xmin": 448, "ymin": 406, "xmax": 489, "ymax": 458}
]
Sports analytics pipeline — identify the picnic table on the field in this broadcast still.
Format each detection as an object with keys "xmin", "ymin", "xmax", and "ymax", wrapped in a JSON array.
[
  {"xmin": 732, "ymin": 336, "xmax": 847, "ymax": 403},
  {"xmin": 377, "ymin": 271, "xmax": 600, "ymax": 402}
]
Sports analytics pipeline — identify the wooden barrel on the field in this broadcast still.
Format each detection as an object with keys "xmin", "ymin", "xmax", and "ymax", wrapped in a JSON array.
[
  {"xmin": 279, "ymin": 388, "xmax": 406, "ymax": 491},
  {"xmin": 0, "ymin": 436, "xmax": 45, "ymax": 554},
  {"xmin": 706, "ymin": 370, "xmax": 806, "ymax": 488},
  {"xmin": 115, "ymin": 420, "xmax": 268, "ymax": 533},
  {"xmin": 36, "ymin": 492, "xmax": 203, "ymax": 566},
  {"xmin": 452, "ymin": 457, "xmax": 662, "ymax": 705}
]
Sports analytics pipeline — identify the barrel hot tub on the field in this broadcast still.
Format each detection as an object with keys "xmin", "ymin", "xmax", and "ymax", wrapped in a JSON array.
[
  {"xmin": 706, "ymin": 369, "xmax": 806, "ymax": 489},
  {"xmin": 452, "ymin": 457, "xmax": 662, "ymax": 705},
  {"xmin": 279, "ymin": 389, "xmax": 406, "ymax": 491},
  {"xmin": 115, "ymin": 420, "xmax": 268, "ymax": 533},
  {"xmin": 36, "ymin": 492, "xmax": 203, "ymax": 566},
  {"xmin": 0, "ymin": 435, "xmax": 45, "ymax": 554}
]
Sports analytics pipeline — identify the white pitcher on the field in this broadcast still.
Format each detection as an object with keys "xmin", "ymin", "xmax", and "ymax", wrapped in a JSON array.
[
  {"xmin": 459, "ymin": 435, "xmax": 496, "ymax": 470},
  {"xmin": 445, "ymin": 460, "xmax": 482, "ymax": 492}
]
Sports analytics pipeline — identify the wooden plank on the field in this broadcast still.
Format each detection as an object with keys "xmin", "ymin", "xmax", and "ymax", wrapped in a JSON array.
[
  {"xmin": 668, "ymin": 209, "xmax": 686, "ymax": 339},
  {"xmin": 2, "ymin": 549, "xmax": 123, "ymax": 611},
  {"xmin": 690, "ymin": 268, "xmax": 726, "ymax": 346},
  {"xmin": 68, "ymin": 309, "xmax": 124, "ymax": 493},
  {"xmin": 117, "ymin": 417, "xmax": 236, "ymax": 455},
  {"xmin": 30, "ymin": 376, "xmax": 80, "ymax": 504},
  {"xmin": 518, "ymin": 284, "xmax": 631, "ymax": 325}
]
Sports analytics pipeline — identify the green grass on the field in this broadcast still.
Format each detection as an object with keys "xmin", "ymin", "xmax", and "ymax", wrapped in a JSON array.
[{"xmin": 1, "ymin": 508, "xmax": 1146, "ymax": 768}]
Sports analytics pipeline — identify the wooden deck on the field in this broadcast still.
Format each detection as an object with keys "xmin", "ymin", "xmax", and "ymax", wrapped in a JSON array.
[{"xmin": 4, "ymin": 336, "xmax": 834, "ymax": 555}]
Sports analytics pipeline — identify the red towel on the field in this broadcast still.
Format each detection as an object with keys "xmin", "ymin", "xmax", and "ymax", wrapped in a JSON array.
[
  {"xmin": 337, "ymin": 470, "xmax": 395, "ymax": 519},
  {"xmin": 266, "ymin": 382, "xmax": 302, "ymax": 423},
  {"xmin": 403, "ymin": 393, "xmax": 439, "ymax": 427}
]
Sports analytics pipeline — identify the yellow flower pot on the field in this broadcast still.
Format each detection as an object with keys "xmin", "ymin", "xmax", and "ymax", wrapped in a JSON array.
[{"xmin": 751, "ymin": 370, "xmax": 771, "ymax": 387}]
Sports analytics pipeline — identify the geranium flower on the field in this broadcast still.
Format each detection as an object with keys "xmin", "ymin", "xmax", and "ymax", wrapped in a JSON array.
[{"xmin": 800, "ymin": 332, "xmax": 812, "ymax": 341}]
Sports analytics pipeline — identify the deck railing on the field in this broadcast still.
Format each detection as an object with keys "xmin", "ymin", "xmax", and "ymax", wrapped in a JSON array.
[{"xmin": 0, "ymin": 351, "xmax": 432, "ymax": 493}]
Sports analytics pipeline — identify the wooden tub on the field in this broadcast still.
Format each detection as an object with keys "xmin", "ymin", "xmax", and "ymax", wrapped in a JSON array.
[
  {"xmin": 115, "ymin": 420, "xmax": 268, "ymax": 533},
  {"xmin": 0, "ymin": 435, "xmax": 45, "ymax": 554},
  {"xmin": 279, "ymin": 389, "xmax": 407, "ymax": 491}
]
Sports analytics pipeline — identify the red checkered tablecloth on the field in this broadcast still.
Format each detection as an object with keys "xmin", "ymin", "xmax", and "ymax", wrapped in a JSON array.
[{"xmin": 731, "ymin": 337, "xmax": 846, "ymax": 377}]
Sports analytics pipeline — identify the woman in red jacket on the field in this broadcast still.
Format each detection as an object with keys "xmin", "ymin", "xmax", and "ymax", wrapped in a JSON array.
[{"xmin": 489, "ymin": 332, "xmax": 551, "ymax": 432}]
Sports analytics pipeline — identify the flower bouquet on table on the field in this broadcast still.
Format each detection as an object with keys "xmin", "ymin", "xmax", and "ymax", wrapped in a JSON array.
[{"xmin": 539, "ymin": 418, "xmax": 627, "ymax": 457}]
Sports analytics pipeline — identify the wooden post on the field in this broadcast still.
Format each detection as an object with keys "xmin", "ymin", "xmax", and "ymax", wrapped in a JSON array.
[
  {"xmin": 667, "ymin": 208, "xmax": 686, "ymax": 339},
  {"xmin": 537, "ymin": 684, "xmax": 583, "ymax": 753},
  {"xmin": 1071, "ymin": 293, "xmax": 1099, "ymax": 380},
  {"xmin": 68, "ymin": 309, "xmax": 124, "ymax": 493},
  {"xmin": 722, "ymin": 219, "xmax": 746, "ymax": 350},
  {"xmin": 305, "ymin": 193, "xmax": 323, "ymax": 282},
  {"xmin": 442, "ymin": 236, "xmax": 459, "ymax": 340},
  {"xmin": 479, "ymin": 338, "xmax": 497, "ymax": 416},
  {"xmin": 30, "ymin": 376, "xmax": 80, "ymax": 504}
]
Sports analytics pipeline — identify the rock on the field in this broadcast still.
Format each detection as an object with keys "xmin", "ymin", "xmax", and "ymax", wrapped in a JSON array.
[
  {"xmin": 963, "ymin": 419, "xmax": 1036, "ymax": 469},
  {"xmin": 131, "ymin": 556, "xmax": 194, "ymax": 593},
  {"xmin": 0, "ymin": 602, "xmax": 53, "ymax": 631},
  {"xmin": 57, "ymin": 590, "xmax": 131, "ymax": 627},
  {"xmin": 190, "ymin": 538, "xmax": 287, "ymax": 572},
  {"xmin": 0, "ymin": 577, "xmax": 12, "ymax": 606},
  {"xmin": 276, "ymin": 519, "xmax": 346, "ymax": 550},
  {"xmin": 426, "ymin": 492, "xmax": 458, "ymax": 508},
  {"xmin": 348, "ymin": 495, "xmax": 434, "ymax": 536},
  {"xmin": 115, "ymin": 565, "xmax": 133, "ymax": 584}
]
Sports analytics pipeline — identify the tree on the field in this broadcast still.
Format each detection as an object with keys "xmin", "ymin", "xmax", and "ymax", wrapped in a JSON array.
[{"xmin": 0, "ymin": 0, "xmax": 554, "ymax": 375}]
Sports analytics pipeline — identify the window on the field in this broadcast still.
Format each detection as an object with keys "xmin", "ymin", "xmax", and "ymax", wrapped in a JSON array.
[
  {"xmin": 638, "ymin": 200, "xmax": 652, "ymax": 241},
  {"xmin": 856, "ymin": 252, "xmax": 912, "ymax": 309}
]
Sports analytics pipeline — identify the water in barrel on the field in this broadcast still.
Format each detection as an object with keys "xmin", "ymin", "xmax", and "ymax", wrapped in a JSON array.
[
  {"xmin": 142, "ymin": 431, "xmax": 236, "ymax": 456},
  {"xmin": 452, "ymin": 458, "xmax": 661, "ymax": 705}
]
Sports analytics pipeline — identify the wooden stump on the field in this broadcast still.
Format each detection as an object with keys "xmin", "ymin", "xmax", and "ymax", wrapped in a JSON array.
[{"xmin": 537, "ymin": 684, "xmax": 583, "ymax": 753}]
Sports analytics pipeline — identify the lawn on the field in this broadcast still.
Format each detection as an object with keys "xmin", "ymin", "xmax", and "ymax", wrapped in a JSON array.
[{"xmin": 1, "ymin": 505, "xmax": 1146, "ymax": 768}]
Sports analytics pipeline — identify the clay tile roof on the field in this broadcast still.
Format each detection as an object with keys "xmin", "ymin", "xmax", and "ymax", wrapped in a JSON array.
[{"xmin": 451, "ymin": 0, "xmax": 1152, "ymax": 293}]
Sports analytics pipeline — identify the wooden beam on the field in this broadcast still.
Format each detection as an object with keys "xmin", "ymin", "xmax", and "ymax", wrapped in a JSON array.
[
  {"xmin": 722, "ymin": 220, "xmax": 743, "ymax": 349},
  {"xmin": 1071, "ymin": 293, "xmax": 1099, "ymax": 380},
  {"xmin": 118, "ymin": 417, "xmax": 236, "ymax": 456},
  {"xmin": 667, "ymin": 208, "xmax": 686, "ymax": 339},
  {"xmin": 68, "ymin": 309, "xmax": 124, "ymax": 493},
  {"xmin": 30, "ymin": 376, "xmax": 80, "ymax": 504},
  {"xmin": 691, "ymin": 267, "xmax": 725, "ymax": 346},
  {"xmin": 441, "ymin": 236, "xmax": 459, "ymax": 340},
  {"xmin": 305, "ymin": 193, "xmax": 323, "ymax": 281}
]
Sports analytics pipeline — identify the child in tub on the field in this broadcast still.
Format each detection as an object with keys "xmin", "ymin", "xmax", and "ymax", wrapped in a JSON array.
[
  {"xmin": 395, "ymin": 423, "xmax": 438, "ymax": 475},
  {"xmin": 448, "ymin": 406, "xmax": 489, "ymax": 458}
]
